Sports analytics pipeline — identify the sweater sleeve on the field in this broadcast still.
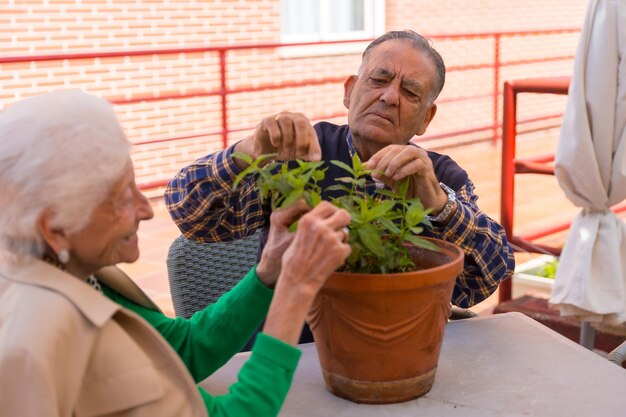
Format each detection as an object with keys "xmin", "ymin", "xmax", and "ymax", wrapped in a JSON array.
[
  {"xmin": 103, "ymin": 267, "xmax": 273, "ymax": 382},
  {"xmin": 199, "ymin": 333, "xmax": 301, "ymax": 417}
]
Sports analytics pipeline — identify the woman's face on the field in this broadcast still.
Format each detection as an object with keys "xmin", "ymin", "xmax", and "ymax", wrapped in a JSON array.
[{"xmin": 65, "ymin": 160, "xmax": 154, "ymax": 277}]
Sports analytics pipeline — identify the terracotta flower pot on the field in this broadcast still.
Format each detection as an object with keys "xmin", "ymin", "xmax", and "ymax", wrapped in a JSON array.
[{"xmin": 306, "ymin": 237, "xmax": 464, "ymax": 404}]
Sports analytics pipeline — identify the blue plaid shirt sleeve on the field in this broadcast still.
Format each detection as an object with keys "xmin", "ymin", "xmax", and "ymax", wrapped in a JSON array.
[
  {"xmin": 164, "ymin": 144, "xmax": 268, "ymax": 242},
  {"xmin": 430, "ymin": 179, "xmax": 515, "ymax": 307}
]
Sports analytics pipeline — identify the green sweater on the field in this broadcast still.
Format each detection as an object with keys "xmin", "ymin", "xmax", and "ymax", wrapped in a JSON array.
[{"xmin": 103, "ymin": 268, "xmax": 302, "ymax": 417}]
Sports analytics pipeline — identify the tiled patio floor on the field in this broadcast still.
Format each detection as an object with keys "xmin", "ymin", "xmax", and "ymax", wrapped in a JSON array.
[{"xmin": 121, "ymin": 128, "xmax": 575, "ymax": 317}]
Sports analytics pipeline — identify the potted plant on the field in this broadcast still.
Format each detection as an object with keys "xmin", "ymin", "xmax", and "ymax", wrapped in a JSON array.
[{"xmin": 234, "ymin": 154, "xmax": 465, "ymax": 404}]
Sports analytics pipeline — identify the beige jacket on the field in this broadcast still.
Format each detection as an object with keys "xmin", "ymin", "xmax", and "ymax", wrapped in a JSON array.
[{"xmin": 0, "ymin": 259, "xmax": 207, "ymax": 417}]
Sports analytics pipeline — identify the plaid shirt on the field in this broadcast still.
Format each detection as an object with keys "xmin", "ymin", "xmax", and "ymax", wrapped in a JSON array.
[{"xmin": 165, "ymin": 124, "xmax": 515, "ymax": 308}]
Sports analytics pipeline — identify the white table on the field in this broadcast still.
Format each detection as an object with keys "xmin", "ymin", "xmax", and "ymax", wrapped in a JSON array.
[{"xmin": 201, "ymin": 312, "xmax": 626, "ymax": 416}]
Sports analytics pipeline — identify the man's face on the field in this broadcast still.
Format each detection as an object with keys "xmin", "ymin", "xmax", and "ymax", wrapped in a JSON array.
[{"xmin": 344, "ymin": 39, "xmax": 438, "ymax": 151}]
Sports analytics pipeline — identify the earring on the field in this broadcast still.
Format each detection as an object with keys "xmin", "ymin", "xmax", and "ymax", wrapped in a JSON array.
[{"xmin": 58, "ymin": 249, "xmax": 70, "ymax": 264}]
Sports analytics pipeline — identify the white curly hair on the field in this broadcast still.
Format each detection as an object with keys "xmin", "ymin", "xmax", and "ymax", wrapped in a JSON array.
[{"xmin": 0, "ymin": 90, "xmax": 131, "ymax": 262}]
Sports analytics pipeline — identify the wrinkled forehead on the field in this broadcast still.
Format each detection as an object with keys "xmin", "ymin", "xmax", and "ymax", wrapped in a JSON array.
[
  {"xmin": 362, "ymin": 39, "xmax": 435, "ymax": 74},
  {"xmin": 361, "ymin": 40, "xmax": 437, "ymax": 89}
]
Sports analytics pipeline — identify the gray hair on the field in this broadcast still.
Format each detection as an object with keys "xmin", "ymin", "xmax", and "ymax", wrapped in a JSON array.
[
  {"xmin": 0, "ymin": 90, "xmax": 130, "ymax": 262},
  {"xmin": 360, "ymin": 30, "xmax": 446, "ymax": 102}
]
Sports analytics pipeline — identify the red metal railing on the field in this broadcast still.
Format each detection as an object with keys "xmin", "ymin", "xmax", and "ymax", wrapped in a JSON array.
[
  {"xmin": 498, "ymin": 77, "xmax": 626, "ymax": 302},
  {"xmin": 0, "ymin": 28, "xmax": 579, "ymax": 190}
]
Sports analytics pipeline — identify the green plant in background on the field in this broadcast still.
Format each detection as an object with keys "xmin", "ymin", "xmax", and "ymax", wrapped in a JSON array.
[
  {"xmin": 233, "ymin": 153, "xmax": 437, "ymax": 274},
  {"xmin": 538, "ymin": 259, "xmax": 558, "ymax": 279}
]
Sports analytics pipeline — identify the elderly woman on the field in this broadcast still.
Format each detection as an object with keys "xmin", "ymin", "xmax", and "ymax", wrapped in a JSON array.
[{"xmin": 0, "ymin": 90, "xmax": 351, "ymax": 417}]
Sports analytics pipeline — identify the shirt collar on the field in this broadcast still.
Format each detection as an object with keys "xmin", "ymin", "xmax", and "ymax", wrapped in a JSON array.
[{"xmin": 346, "ymin": 129, "xmax": 357, "ymax": 159}]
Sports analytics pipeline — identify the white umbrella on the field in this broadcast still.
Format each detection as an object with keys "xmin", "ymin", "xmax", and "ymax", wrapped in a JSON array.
[{"xmin": 551, "ymin": 0, "xmax": 626, "ymax": 327}]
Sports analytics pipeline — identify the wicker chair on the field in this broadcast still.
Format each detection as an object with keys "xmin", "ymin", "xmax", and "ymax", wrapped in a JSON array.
[{"xmin": 166, "ymin": 232, "xmax": 261, "ymax": 319}]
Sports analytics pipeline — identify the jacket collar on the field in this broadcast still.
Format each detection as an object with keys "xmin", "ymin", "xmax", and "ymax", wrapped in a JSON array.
[
  {"xmin": 95, "ymin": 265, "xmax": 162, "ymax": 313},
  {"xmin": 0, "ymin": 258, "xmax": 119, "ymax": 327}
]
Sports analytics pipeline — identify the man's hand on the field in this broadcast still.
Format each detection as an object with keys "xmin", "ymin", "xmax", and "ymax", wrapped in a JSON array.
[
  {"xmin": 233, "ymin": 112, "xmax": 321, "ymax": 169},
  {"xmin": 363, "ymin": 144, "xmax": 448, "ymax": 215}
]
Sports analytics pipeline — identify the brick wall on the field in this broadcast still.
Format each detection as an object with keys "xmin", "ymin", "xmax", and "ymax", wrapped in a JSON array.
[{"xmin": 0, "ymin": 0, "xmax": 589, "ymax": 197}]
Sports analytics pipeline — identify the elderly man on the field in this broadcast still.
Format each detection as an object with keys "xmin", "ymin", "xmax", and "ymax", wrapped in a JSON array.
[{"xmin": 165, "ymin": 30, "xmax": 515, "ymax": 312}]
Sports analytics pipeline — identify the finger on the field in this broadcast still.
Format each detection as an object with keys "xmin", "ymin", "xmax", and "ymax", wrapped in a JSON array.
[
  {"xmin": 307, "ymin": 201, "xmax": 349, "ymax": 219},
  {"xmin": 320, "ymin": 240, "xmax": 351, "ymax": 272},
  {"xmin": 375, "ymin": 149, "xmax": 399, "ymax": 177},
  {"xmin": 306, "ymin": 201, "xmax": 350, "ymax": 224},
  {"xmin": 362, "ymin": 147, "xmax": 387, "ymax": 170},
  {"xmin": 306, "ymin": 124, "xmax": 321, "ymax": 161},
  {"xmin": 338, "ymin": 241, "xmax": 352, "ymax": 260},
  {"xmin": 389, "ymin": 146, "xmax": 434, "ymax": 181},
  {"xmin": 274, "ymin": 114, "xmax": 295, "ymax": 158},
  {"xmin": 318, "ymin": 239, "xmax": 352, "ymax": 273},
  {"xmin": 285, "ymin": 213, "xmax": 352, "ymax": 274},
  {"xmin": 383, "ymin": 151, "xmax": 421, "ymax": 180},
  {"xmin": 271, "ymin": 199, "xmax": 310, "ymax": 227},
  {"xmin": 262, "ymin": 117, "xmax": 283, "ymax": 149},
  {"xmin": 293, "ymin": 116, "xmax": 312, "ymax": 160},
  {"xmin": 290, "ymin": 219, "xmax": 350, "ymax": 266},
  {"xmin": 364, "ymin": 147, "xmax": 395, "ymax": 178},
  {"xmin": 389, "ymin": 160, "xmax": 419, "ymax": 181},
  {"xmin": 324, "ymin": 207, "xmax": 352, "ymax": 230}
]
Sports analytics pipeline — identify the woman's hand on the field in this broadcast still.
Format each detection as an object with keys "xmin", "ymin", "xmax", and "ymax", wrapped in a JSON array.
[
  {"xmin": 255, "ymin": 199, "xmax": 311, "ymax": 287},
  {"xmin": 278, "ymin": 201, "xmax": 352, "ymax": 292},
  {"xmin": 262, "ymin": 201, "xmax": 351, "ymax": 345}
]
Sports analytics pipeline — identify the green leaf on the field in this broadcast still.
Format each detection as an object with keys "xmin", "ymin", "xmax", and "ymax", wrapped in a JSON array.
[
  {"xmin": 269, "ymin": 178, "xmax": 293, "ymax": 197},
  {"xmin": 404, "ymin": 235, "xmax": 439, "ymax": 251},
  {"xmin": 232, "ymin": 153, "xmax": 276, "ymax": 189},
  {"xmin": 357, "ymin": 226, "xmax": 385, "ymax": 257},
  {"xmin": 378, "ymin": 217, "xmax": 401, "ymax": 234},
  {"xmin": 326, "ymin": 184, "xmax": 353, "ymax": 193},
  {"xmin": 335, "ymin": 176, "xmax": 357, "ymax": 184},
  {"xmin": 405, "ymin": 204, "xmax": 426, "ymax": 226},
  {"xmin": 281, "ymin": 189, "xmax": 305, "ymax": 208},
  {"xmin": 376, "ymin": 188, "xmax": 403, "ymax": 199},
  {"xmin": 233, "ymin": 169, "xmax": 252, "ymax": 190},
  {"xmin": 366, "ymin": 200, "xmax": 395, "ymax": 219},
  {"xmin": 397, "ymin": 179, "xmax": 410, "ymax": 198},
  {"xmin": 307, "ymin": 192, "xmax": 322, "ymax": 207},
  {"xmin": 351, "ymin": 153, "xmax": 365, "ymax": 175},
  {"xmin": 231, "ymin": 151, "xmax": 254, "ymax": 165},
  {"xmin": 409, "ymin": 226, "xmax": 424, "ymax": 235},
  {"xmin": 353, "ymin": 178, "xmax": 368, "ymax": 189},
  {"xmin": 330, "ymin": 160, "xmax": 354, "ymax": 176},
  {"xmin": 369, "ymin": 169, "xmax": 386, "ymax": 179},
  {"xmin": 313, "ymin": 170, "xmax": 326, "ymax": 181}
]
